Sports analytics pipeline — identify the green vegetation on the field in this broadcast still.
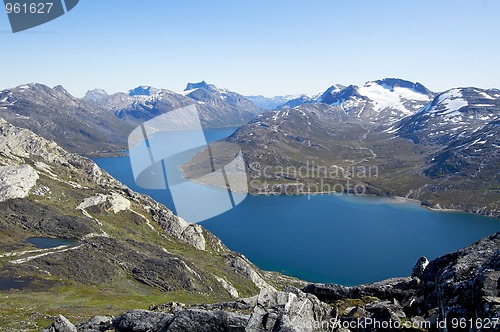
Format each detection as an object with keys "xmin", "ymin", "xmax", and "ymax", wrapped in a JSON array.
[{"xmin": 333, "ymin": 296, "xmax": 380, "ymax": 315}]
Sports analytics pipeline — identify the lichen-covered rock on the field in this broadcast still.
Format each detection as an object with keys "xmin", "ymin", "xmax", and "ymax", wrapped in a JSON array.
[
  {"xmin": 302, "ymin": 277, "xmax": 420, "ymax": 304},
  {"xmin": 0, "ymin": 164, "xmax": 38, "ymax": 202},
  {"xmin": 246, "ymin": 287, "xmax": 331, "ymax": 332},
  {"xmin": 229, "ymin": 255, "xmax": 276, "ymax": 292},
  {"xmin": 215, "ymin": 275, "xmax": 240, "ymax": 298}
]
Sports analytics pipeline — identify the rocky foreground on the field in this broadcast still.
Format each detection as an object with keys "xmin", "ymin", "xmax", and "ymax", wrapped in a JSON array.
[{"xmin": 43, "ymin": 233, "xmax": 499, "ymax": 332}]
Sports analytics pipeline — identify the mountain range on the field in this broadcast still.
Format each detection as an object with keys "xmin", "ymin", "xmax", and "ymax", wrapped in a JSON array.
[
  {"xmin": 0, "ymin": 81, "xmax": 263, "ymax": 156},
  {"xmin": 186, "ymin": 79, "xmax": 499, "ymax": 217},
  {"xmin": 1, "ymin": 78, "xmax": 498, "ymax": 217},
  {"xmin": 84, "ymin": 81, "xmax": 262, "ymax": 129},
  {"xmin": 0, "ymin": 83, "xmax": 133, "ymax": 156}
]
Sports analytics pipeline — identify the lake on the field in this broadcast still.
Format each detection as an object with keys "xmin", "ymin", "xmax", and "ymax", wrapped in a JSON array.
[{"xmin": 94, "ymin": 127, "xmax": 500, "ymax": 286}]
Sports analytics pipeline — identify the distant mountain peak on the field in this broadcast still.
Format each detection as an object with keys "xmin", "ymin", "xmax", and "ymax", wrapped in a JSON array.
[
  {"xmin": 83, "ymin": 88, "xmax": 109, "ymax": 102},
  {"xmin": 128, "ymin": 86, "xmax": 157, "ymax": 97},
  {"xmin": 371, "ymin": 78, "xmax": 432, "ymax": 96},
  {"xmin": 13, "ymin": 82, "xmax": 46, "ymax": 91},
  {"xmin": 185, "ymin": 81, "xmax": 211, "ymax": 91},
  {"xmin": 53, "ymin": 85, "xmax": 71, "ymax": 96}
]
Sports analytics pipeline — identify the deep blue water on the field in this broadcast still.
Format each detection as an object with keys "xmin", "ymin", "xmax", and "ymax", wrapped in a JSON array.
[
  {"xmin": 0, "ymin": 277, "xmax": 32, "ymax": 290},
  {"xmin": 94, "ymin": 127, "xmax": 500, "ymax": 286},
  {"xmin": 26, "ymin": 237, "xmax": 79, "ymax": 249}
]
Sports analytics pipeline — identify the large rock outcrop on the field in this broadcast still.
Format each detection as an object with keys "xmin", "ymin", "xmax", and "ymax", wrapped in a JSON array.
[{"xmin": 0, "ymin": 164, "xmax": 39, "ymax": 202}]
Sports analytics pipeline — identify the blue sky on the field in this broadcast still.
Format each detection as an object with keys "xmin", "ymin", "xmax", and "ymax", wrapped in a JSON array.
[{"xmin": 1, "ymin": 0, "xmax": 499, "ymax": 97}]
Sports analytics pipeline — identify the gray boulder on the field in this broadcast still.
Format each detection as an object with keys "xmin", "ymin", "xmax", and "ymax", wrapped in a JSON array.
[
  {"xmin": 167, "ymin": 309, "xmax": 249, "ymax": 332},
  {"xmin": 411, "ymin": 256, "xmax": 429, "ymax": 278},
  {"xmin": 113, "ymin": 310, "xmax": 173, "ymax": 332},
  {"xmin": 246, "ymin": 287, "xmax": 331, "ymax": 332},
  {"xmin": 41, "ymin": 315, "xmax": 77, "ymax": 332},
  {"xmin": 75, "ymin": 316, "xmax": 113, "ymax": 332},
  {"xmin": 0, "ymin": 164, "xmax": 38, "ymax": 202}
]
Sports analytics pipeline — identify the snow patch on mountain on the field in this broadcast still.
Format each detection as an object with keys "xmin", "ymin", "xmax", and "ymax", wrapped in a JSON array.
[
  {"xmin": 358, "ymin": 81, "xmax": 430, "ymax": 115},
  {"xmin": 434, "ymin": 89, "xmax": 468, "ymax": 115}
]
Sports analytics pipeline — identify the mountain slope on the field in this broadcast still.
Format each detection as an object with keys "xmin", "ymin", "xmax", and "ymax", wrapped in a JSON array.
[
  {"xmin": 277, "ymin": 84, "xmax": 345, "ymax": 110},
  {"xmin": 244, "ymin": 95, "xmax": 302, "ymax": 110},
  {"xmin": 397, "ymin": 87, "xmax": 500, "ymax": 145},
  {"xmin": 0, "ymin": 117, "xmax": 289, "ymax": 330},
  {"xmin": 0, "ymin": 83, "xmax": 133, "ymax": 156},
  {"xmin": 187, "ymin": 82, "xmax": 499, "ymax": 217},
  {"xmin": 394, "ymin": 87, "xmax": 500, "ymax": 213},
  {"xmin": 320, "ymin": 78, "xmax": 434, "ymax": 126},
  {"xmin": 183, "ymin": 81, "xmax": 263, "ymax": 126}
]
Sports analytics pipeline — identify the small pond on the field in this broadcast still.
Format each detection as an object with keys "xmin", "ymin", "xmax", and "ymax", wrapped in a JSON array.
[
  {"xmin": 0, "ymin": 277, "xmax": 32, "ymax": 291},
  {"xmin": 26, "ymin": 237, "xmax": 79, "ymax": 249}
]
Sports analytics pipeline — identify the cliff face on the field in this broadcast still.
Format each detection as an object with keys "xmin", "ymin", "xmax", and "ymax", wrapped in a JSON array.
[
  {"xmin": 0, "ymin": 117, "xmax": 291, "ymax": 330},
  {"xmin": 43, "ymin": 233, "xmax": 500, "ymax": 332}
]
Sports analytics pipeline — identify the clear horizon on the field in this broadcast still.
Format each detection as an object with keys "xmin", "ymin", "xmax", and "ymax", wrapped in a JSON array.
[{"xmin": 1, "ymin": 0, "xmax": 500, "ymax": 97}]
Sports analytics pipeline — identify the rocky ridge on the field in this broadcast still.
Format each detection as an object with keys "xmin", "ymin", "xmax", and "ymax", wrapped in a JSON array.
[{"xmin": 0, "ymin": 83, "xmax": 132, "ymax": 156}]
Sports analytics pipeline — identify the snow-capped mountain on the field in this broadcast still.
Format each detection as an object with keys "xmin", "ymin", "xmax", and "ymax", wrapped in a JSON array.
[
  {"xmin": 319, "ymin": 79, "xmax": 434, "ymax": 125},
  {"xmin": 267, "ymin": 79, "xmax": 433, "ymax": 126},
  {"xmin": 226, "ymin": 80, "xmax": 498, "ymax": 217},
  {"xmin": 279, "ymin": 93, "xmax": 322, "ymax": 110},
  {"xmin": 314, "ymin": 84, "xmax": 346, "ymax": 105},
  {"xmin": 84, "ymin": 86, "xmax": 193, "ymax": 124},
  {"xmin": 397, "ymin": 87, "xmax": 500, "ymax": 145},
  {"xmin": 83, "ymin": 88, "xmax": 109, "ymax": 103},
  {"xmin": 84, "ymin": 82, "xmax": 262, "ymax": 128}
]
